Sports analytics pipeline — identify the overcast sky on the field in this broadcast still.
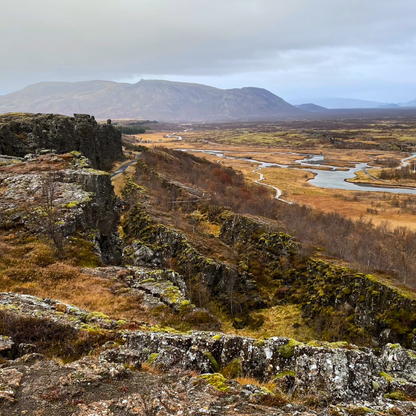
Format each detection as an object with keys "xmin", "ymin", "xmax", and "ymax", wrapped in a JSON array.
[{"xmin": 1, "ymin": 0, "xmax": 416, "ymax": 103}]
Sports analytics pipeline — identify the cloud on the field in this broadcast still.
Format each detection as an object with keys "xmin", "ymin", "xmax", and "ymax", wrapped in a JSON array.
[{"xmin": 1, "ymin": 0, "xmax": 416, "ymax": 101}]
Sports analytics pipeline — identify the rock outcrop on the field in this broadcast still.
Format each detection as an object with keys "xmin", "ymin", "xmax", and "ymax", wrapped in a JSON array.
[
  {"xmin": 216, "ymin": 212, "xmax": 416, "ymax": 349},
  {"xmin": 0, "ymin": 151, "xmax": 122, "ymax": 264},
  {"xmin": 0, "ymin": 112, "xmax": 123, "ymax": 170},
  {"xmin": 1, "ymin": 295, "xmax": 416, "ymax": 414},
  {"xmin": 121, "ymin": 330, "xmax": 416, "ymax": 404},
  {"xmin": 122, "ymin": 203, "xmax": 265, "ymax": 316}
]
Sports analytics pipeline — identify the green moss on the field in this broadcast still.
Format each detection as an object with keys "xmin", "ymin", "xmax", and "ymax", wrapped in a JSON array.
[
  {"xmin": 221, "ymin": 358, "xmax": 242, "ymax": 379},
  {"xmin": 279, "ymin": 339, "xmax": 303, "ymax": 359},
  {"xmin": 372, "ymin": 381, "xmax": 380, "ymax": 391},
  {"xmin": 87, "ymin": 311, "xmax": 111, "ymax": 322},
  {"xmin": 199, "ymin": 373, "xmax": 230, "ymax": 392},
  {"xmin": 389, "ymin": 344, "xmax": 402, "ymax": 349},
  {"xmin": 380, "ymin": 372, "xmax": 395, "ymax": 382},
  {"xmin": 274, "ymin": 370, "xmax": 295, "ymax": 379},
  {"xmin": 162, "ymin": 286, "xmax": 181, "ymax": 304},
  {"xmin": 345, "ymin": 406, "xmax": 373, "ymax": 415},
  {"xmin": 140, "ymin": 278, "xmax": 156, "ymax": 284},
  {"xmin": 61, "ymin": 201, "xmax": 81, "ymax": 209},
  {"xmin": 147, "ymin": 353, "xmax": 159, "ymax": 365},
  {"xmin": 260, "ymin": 386, "xmax": 273, "ymax": 395},
  {"xmin": 383, "ymin": 391, "xmax": 408, "ymax": 401},
  {"xmin": 211, "ymin": 334, "xmax": 221, "ymax": 341},
  {"xmin": 121, "ymin": 177, "xmax": 146, "ymax": 199},
  {"xmin": 254, "ymin": 339, "xmax": 265, "ymax": 348},
  {"xmin": 203, "ymin": 351, "xmax": 220, "ymax": 372},
  {"xmin": 342, "ymin": 287, "xmax": 351, "ymax": 295},
  {"xmin": 306, "ymin": 340, "xmax": 350, "ymax": 349},
  {"xmin": 329, "ymin": 341, "xmax": 350, "ymax": 348}
]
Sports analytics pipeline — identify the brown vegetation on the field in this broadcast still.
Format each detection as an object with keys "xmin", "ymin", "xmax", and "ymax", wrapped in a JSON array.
[{"xmin": 133, "ymin": 147, "xmax": 416, "ymax": 289}]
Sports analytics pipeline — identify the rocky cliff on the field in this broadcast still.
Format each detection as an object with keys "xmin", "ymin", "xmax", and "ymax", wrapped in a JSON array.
[
  {"xmin": 0, "ymin": 151, "xmax": 122, "ymax": 264},
  {"xmin": 218, "ymin": 212, "xmax": 416, "ymax": 349},
  {"xmin": 0, "ymin": 112, "xmax": 123, "ymax": 170}
]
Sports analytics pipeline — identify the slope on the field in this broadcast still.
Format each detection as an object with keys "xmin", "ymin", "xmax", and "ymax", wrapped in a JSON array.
[{"xmin": 0, "ymin": 79, "xmax": 301, "ymax": 122}]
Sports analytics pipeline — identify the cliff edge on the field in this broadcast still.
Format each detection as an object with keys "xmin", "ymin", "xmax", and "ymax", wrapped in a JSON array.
[{"xmin": 0, "ymin": 112, "xmax": 123, "ymax": 170}]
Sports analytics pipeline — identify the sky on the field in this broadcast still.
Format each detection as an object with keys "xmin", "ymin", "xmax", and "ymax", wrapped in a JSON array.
[{"xmin": 1, "ymin": 0, "xmax": 416, "ymax": 104}]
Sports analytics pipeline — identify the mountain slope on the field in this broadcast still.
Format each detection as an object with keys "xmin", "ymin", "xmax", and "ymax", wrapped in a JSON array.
[
  {"xmin": 303, "ymin": 97, "xmax": 386, "ymax": 109},
  {"xmin": 0, "ymin": 80, "xmax": 301, "ymax": 122},
  {"xmin": 295, "ymin": 103, "xmax": 328, "ymax": 112},
  {"xmin": 403, "ymin": 98, "xmax": 416, "ymax": 107}
]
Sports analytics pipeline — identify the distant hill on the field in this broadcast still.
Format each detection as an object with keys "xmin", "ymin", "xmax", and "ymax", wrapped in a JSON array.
[
  {"xmin": 403, "ymin": 99, "xmax": 416, "ymax": 107},
  {"xmin": 303, "ymin": 97, "xmax": 386, "ymax": 109},
  {"xmin": 0, "ymin": 80, "xmax": 301, "ymax": 122},
  {"xmin": 378, "ymin": 103, "xmax": 400, "ymax": 109},
  {"xmin": 295, "ymin": 103, "xmax": 328, "ymax": 112}
]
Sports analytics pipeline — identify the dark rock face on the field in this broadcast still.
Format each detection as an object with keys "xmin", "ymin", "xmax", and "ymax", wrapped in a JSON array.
[
  {"xmin": 0, "ymin": 113, "xmax": 123, "ymax": 169},
  {"xmin": 122, "ymin": 203, "xmax": 265, "ymax": 315},
  {"xmin": 62, "ymin": 169, "xmax": 123, "ymax": 264}
]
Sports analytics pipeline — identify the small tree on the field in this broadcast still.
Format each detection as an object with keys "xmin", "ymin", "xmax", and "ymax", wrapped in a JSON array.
[{"xmin": 35, "ymin": 172, "xmax": 65, "ymax": 254}]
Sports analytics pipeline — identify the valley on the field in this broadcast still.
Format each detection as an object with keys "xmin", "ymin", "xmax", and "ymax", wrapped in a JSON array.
[
  {"xmin": 139, "ymin": 115, "xmax": 416, "ymax": 232},
  {"xmin": 1, "ymin": 112, "xmax": 416, "ymax": 414}
]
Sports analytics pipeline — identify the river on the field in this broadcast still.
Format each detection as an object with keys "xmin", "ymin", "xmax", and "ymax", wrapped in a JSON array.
[{"xmin": 177, "ymin": 149, "xmax": 416, "ymax": 196}]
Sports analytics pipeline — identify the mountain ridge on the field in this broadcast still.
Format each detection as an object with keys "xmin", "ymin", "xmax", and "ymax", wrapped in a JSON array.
[{"xmin": 0, "ymin": 79, "xmax": 301, "ymax": 122}]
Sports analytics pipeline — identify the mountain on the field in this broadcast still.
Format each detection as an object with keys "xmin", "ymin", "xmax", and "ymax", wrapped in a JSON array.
[
  {"xmin": 0, "ymin": 79, "xmax": 301, "ymax": 122},
  {"xmin": 403, "ymin": 99, "xmax": 416, "ymax": 107},
  {"xmin": 300, "ymin": 97, "xmax": 387, "ymax": 109},
  {"xmin": 378, "ymin": 103, "xmax": 400, "ymax": 109},
  {"xmin": 295, "ymin": 103, "xmax": 328, "ymax": 112}
]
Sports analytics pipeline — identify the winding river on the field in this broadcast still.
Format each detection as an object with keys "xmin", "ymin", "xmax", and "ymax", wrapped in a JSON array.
[{"xmin": 177, "ymin": 149, "xmax": 416, "ymax": 197}]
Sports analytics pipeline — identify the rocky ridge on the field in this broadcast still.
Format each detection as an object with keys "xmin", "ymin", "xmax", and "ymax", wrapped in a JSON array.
[{"xmin": 0, "ymin": 113, "xmax": 123, "ymax": 170}]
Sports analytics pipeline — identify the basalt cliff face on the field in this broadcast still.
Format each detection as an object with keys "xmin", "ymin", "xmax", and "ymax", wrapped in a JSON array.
[
  {"xmin": 0, "ymin": 151, "xmax": 123, "ymax": 264},
  {"xmin": 0, "ymin": 112, "xmax": 123, "ymax": 170}
]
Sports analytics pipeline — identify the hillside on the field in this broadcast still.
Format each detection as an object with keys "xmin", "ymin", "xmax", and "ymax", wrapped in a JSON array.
[
  {"xmin": 295, "ymin": 103, "xmax": 328, "ymax": 112},
  {"xmin": 0, "ymin": 79, "xmax": 301, "ymax": 122},
  {"xmin": 305, "ymin": 97, "xmax": 386, "ymax": 109},
  {"xmin": 404, "ymin": 98, "xmax": 416, "ymax": 107}
]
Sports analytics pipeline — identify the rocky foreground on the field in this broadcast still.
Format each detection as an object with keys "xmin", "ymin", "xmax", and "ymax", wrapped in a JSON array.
[{"xmin": 0, "ymin": 293, "xmax": 416, "ymax": 415}]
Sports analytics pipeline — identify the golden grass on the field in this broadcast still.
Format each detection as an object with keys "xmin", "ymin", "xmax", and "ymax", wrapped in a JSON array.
[
  {"xmin": 198, "ymin": 221, "xmax": 221, "ymax": 237},
  {"xmin": 234, "ymin": 377, "xmax": 276, "ymax": 392},
  {"xmin": 0, "ymin": 235, "xmax": 152, "ymax": 323},
  {"xmin": 111, "ymin": 165, "xmax": 136, "ymax": 196},
  {"xmin": 140, "ymin": 362, "xmax": 163, "ymax": 375},
  {"xmin": 221, "ymin": 305, "xmax": 315, "ymax": 342}
]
